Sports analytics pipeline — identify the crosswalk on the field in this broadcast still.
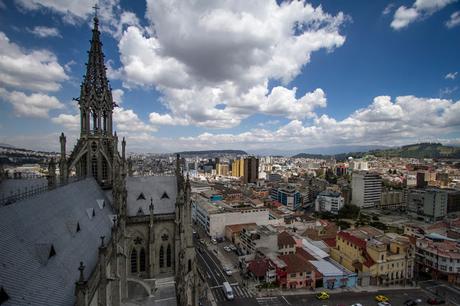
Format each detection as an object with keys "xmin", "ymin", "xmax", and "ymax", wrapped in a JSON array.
[
  {"xmin": 256, "ymin": 296, "xmax": 287, "ymax": 306},
  {"xmin": 211, "ymin": 284, "xmax": 254, "ymax": 302}
]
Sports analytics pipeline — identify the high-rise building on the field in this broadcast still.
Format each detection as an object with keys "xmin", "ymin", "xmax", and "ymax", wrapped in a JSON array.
[
  {"xmin": 351, "ymin": 171, "xmax": 382, "ymax": 208},
  {"xmin": 315, "ymin": 191, "xmax": 344, "ymax": 214},
  {"xmin": 407, "ymin": 188, "xmax": 448, "ymax": 222},
  {"xmin": 271, "ymin": 185, "xmax": 301, "ymax": 210},
  {"xmin": 216, "ymin": 162, "xmax": 229, "ymax": 176},
  {"xmin": 243, "ymin": 156, "xmax": 259, "ymax": 184}
]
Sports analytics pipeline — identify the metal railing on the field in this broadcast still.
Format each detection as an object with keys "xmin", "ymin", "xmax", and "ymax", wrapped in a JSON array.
[{"xmin": 0, "ymin": 176, "xmax": 85, "ymax": 206}]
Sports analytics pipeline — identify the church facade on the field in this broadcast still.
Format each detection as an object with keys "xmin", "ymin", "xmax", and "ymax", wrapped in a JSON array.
[{"xmin": 55, "ymin": 12, "xmax": 199, "ymax": 306}]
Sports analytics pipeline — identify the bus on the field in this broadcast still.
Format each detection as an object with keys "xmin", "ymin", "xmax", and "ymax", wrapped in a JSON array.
[{"xmin": 222, "ymin": 282, "xmax": 234, "ymax": 300}]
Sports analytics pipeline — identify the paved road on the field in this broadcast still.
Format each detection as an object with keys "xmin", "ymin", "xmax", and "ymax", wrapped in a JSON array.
[
  {"xmin": 213, "ymin": 288, "xmax": 446, "ymax": 306},
  {"xmin": 419, "ymin": 280, "xmax": 460, "ymax": 306},
  {"xmin": 195, "ymin": 240, "xmax": 254, "ymax": 304},
  {"xmin": 282, "ymin": 289, "xmax": 433, "ymax": 306}
]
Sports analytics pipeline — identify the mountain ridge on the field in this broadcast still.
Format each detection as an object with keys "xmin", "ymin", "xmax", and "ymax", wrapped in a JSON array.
[{"xmin": 292, "ymin": 143, "xmax": 460, "ymax": 160}]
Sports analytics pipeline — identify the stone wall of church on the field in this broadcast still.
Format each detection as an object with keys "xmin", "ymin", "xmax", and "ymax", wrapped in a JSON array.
[{"xmin": 126, "ymin": 218, "xmax": 176, "ymax": 279}]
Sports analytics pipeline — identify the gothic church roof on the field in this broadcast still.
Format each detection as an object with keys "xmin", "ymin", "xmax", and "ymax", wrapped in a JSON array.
[
  {"xmin": 0, "ymin": 178, "xmax": 114, "ymax": 306},
  {"xmin": 126, "ymin": 176, "xmax": 177, "ymax": 216}
]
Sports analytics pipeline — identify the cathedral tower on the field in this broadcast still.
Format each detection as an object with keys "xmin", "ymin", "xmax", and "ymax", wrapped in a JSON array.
[{"xmin": 59, "ymin": 12, "xmax": 120, "ymax": 189}]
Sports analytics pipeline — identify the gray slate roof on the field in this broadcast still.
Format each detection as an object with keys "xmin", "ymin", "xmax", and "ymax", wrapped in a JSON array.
[
  {"xmin": 0, "ymin": 178, "xmax": 114, "ymax": 306},
  {"xmin": 126, "ymin": 176, "xmax": 177, "ymax": 216}
]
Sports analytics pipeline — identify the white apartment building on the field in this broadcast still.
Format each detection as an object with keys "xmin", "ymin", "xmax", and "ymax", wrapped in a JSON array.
[
  {"xmin": 315, "ymin": 191, "xmax": 345, "ymax": 214},
  {"xmin": 351, "ymin": 171, "xmax": 382, "ymax": 208},
  {"xmin": 192, "ymin": 194, "xmax": 271, "ymax": 239}
]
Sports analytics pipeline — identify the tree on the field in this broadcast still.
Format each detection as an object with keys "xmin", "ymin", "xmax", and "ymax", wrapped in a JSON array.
[{"xmin": 338, "ymin": 204, "xmax": 360, "ymax": 219}]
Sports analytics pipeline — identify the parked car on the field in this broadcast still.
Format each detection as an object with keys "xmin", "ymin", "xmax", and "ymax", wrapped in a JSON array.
[
  {"xmin": 316, "ymin": 291, "xmax": 330, "ymax": 300},
  {"xmin": 377, "ymin": 302, "xmax": 391, "ymax": 306},
  {"xmin": 229, "ymin": 245, "xmax": 237, "ymax": 251},
  {"xmin": 350, "ymin": 304, "xmax": 362, "ymax": 306},
  {"xmin": 404, "ymin": 299, "xmax": 421, "ymax": 306},
  {"xmin": 223, "ymin": 267, "xmax": 232, "ymax": 276},
  {"xmin": 404, "ymin": 299, "xmax": 417, "ymax": 306},
  {"xmin": 223, "ymin": 246, "xmax": 231, "ymax": 252},
  {"xmin": 199, "ymin": 239, "xmax": 205, "ymax": 244},
  {"xmin": 375, "ymin": 295, "xmax": 389, "ymax": 302},
  {"xmin": 427, "ymin": 298, "xmax": 446, "ymax": 305},
  {"xmin": 211, "ymin": 238, "xmax": 217, "ymax": 245}
]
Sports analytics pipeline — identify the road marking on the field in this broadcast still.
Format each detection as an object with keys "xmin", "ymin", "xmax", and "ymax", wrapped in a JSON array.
[
  {"xmin": 281, "ymin": 295, "xmax": 291, "ymax": 305},
  {"xmin": 203, "ymin": 245, "xmax": 229, "ymax": 282},
  {"xmin": 197, "ymin": 250, "xmax": 219, "ymax": 286}
]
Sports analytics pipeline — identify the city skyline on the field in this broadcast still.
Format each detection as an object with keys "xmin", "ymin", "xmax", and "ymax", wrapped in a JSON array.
[{"xmin": 0, "ymin": 0, "xmax": 460, "ymax": 153}]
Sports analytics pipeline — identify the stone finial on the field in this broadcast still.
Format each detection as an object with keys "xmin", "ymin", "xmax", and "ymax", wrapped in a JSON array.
[{"xmin": 78, "ymin": 261, "xmax": 85, "ymax": 282}]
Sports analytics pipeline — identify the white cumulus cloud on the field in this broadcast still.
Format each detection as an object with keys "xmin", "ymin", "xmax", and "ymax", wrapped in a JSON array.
[
  {"xmin": 51, "ymin": 113, "xmax": 80, "ymax": 130},
  {"xmin": 27, "ymin": 26, "xmax": 61, "ymax": 38},
  {"xmin": 445, "ymin": 71, "xmax": 458, "ymax": 79},
  {"xmin": 0, "ymin": 32, "xmax": 68, "ymax": 92},
  {"xmin": 113, "ymin": 107, "xmax": 156, "ymax": 133},
  {"xmin": 0, "ymin": 88, "xmax": 64, "ymax": 118},
  {"xmin": 171, "ymin": 94, "xmax": 460, "ymax": 151},
  {"xmin": 391, "ymin": 0, "xmax": 457, "ymax": 30},
  {"xmin": 446, "ymin": 11, "xmax": 460, "ymax": 28},
  {"xmin": 112, "ymin": 0, "xmax": 347, "ymax": 128}
]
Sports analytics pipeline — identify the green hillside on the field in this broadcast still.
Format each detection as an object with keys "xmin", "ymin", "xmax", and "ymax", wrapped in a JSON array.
[{"xmin": 293, "ymin": 143, "xmax": 460, "ymax": 159}]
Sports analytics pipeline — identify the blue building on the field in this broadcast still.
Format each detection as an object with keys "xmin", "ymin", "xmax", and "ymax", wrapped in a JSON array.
[
  {"xmin": 271, "ymin": 185, "xmax": 301, "ymax": 210},
  {"xmin": 310, "ymin": 259, "xmax": 358, "ymax": 289}
]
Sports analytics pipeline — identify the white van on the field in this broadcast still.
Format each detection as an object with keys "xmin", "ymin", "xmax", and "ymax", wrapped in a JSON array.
[{"xmin": 222, "ymin": 282, "xmax": 234, "ymax": 300}]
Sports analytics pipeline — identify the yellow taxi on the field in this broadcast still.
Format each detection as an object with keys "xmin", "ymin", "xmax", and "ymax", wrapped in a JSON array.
[
  {"xmin": 316, "ymin": 291, "xmax": 330, "ymax": 300},
  {"xmin": 375, "ymin": 295, "xmax": 390, "ymax": 302}
]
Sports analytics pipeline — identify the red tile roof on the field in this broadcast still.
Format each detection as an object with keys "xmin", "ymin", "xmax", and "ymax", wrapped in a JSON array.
[
  {"xmin": 278, "ymin": 231, "xmax": 296, "ymax": 248},
  {"xmin": 279, "ymin": 254, "xmax": 315, "ymax": 274},
  {"xmin": 337, "ymin": 231, "xmax": 366, "ymax": 249},
  {"xmin": 323, "ymin": 238, "xmax": 336, "ymax": 248},
  {"xmin": 295, "ymin": 247, "xmax": 316, "ymax": 261},
  {"xmin": 248, "ymin": 259, "xmax": 270, "ymax": 278}
]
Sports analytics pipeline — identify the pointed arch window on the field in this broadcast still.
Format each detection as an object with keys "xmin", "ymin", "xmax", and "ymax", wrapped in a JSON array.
[
  {"xmin": 167, "ymin": 244, "xmax": 172, "ymax": 267},
  {"xmin": 91, "ymin": 157, "xmax": 98, "ymax": 178},
  {"xmin": 102, "ymin": 159, "xmax": 108, "ymax": 180},
  {"xmin": 139, "ymin": 248, "xmax": 146, "ymax": 272},
  {"xmin": 159, "ymin": 245, "xmax": 164, "ymax": 268},
  {"xmin": 130, "ymin": 248, "xmax": 138, "ymax": 273}
]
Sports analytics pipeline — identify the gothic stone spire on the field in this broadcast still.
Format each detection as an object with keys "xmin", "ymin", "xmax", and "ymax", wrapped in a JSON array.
[{"xmin": 79, "ymin": 12, "xmax": 115, "ymax": 114}]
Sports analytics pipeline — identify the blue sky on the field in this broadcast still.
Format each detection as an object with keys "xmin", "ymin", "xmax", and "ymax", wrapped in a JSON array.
[{"xmin": 0, "ymin": 0, "xmax": 459, "ymax": 153}]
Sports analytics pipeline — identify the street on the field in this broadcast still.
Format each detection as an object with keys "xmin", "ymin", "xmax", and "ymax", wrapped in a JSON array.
[
  {"xmin": 192, "ymin": 228, "xmax": 458, "ymax": 306},
  {"xmin": 195, "ymin": 238, "xmax": 254, "ymax": 303},
  {"xmin": 419, "ymin": 280, "xmax": 460, "ymax": 306},
  {"xmin": 217, "ymin": 288, "xmax": 449, "ymax": 306}
]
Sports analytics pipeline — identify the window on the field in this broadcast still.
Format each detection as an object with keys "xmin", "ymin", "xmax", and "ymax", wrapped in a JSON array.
[
  {"xmin": 49, "ymin": 245, "xmax": 56, "ymax": 259},
  {"xmin": 91, "ymin": 157, "xmax": 98, "ymax": 178},
  {"xmin": 102, "ymin": 159, "xmax": 108, "ymax": 180},
  {"xmin": 167, "ymin": 244, "xmax": 172, "ymax": 267},
  {"xmin": 290, "ymin": 273, "xmax": 296, "ymax": 277},
  {"xmin": 76, "ymin": 222, "xmax": 81, "ymax": 232},
  {"xmin": 449, "ymin": 266, "xmax": 453, "ymax": 272},
  {"xmin": 131, "ymin": 248, "xmax": 138, "ymax": 273},
  {"xmin": 188, "ymin": 259, "xmax": 192, "ymax": 273},
  {"xmin": 161, "ymin": 192, "xmax": 169, "ymax": 199},
  {"xmin": 137, "ymin": 193, "xmax": 146, "ymax": 200},
  {"xmin": 159, "ymin": 246, "xmax": 164, "ymax": 268},
  {"xmin": 139, "ymin": 248, "xmax": 146, "ymax": 272}
]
